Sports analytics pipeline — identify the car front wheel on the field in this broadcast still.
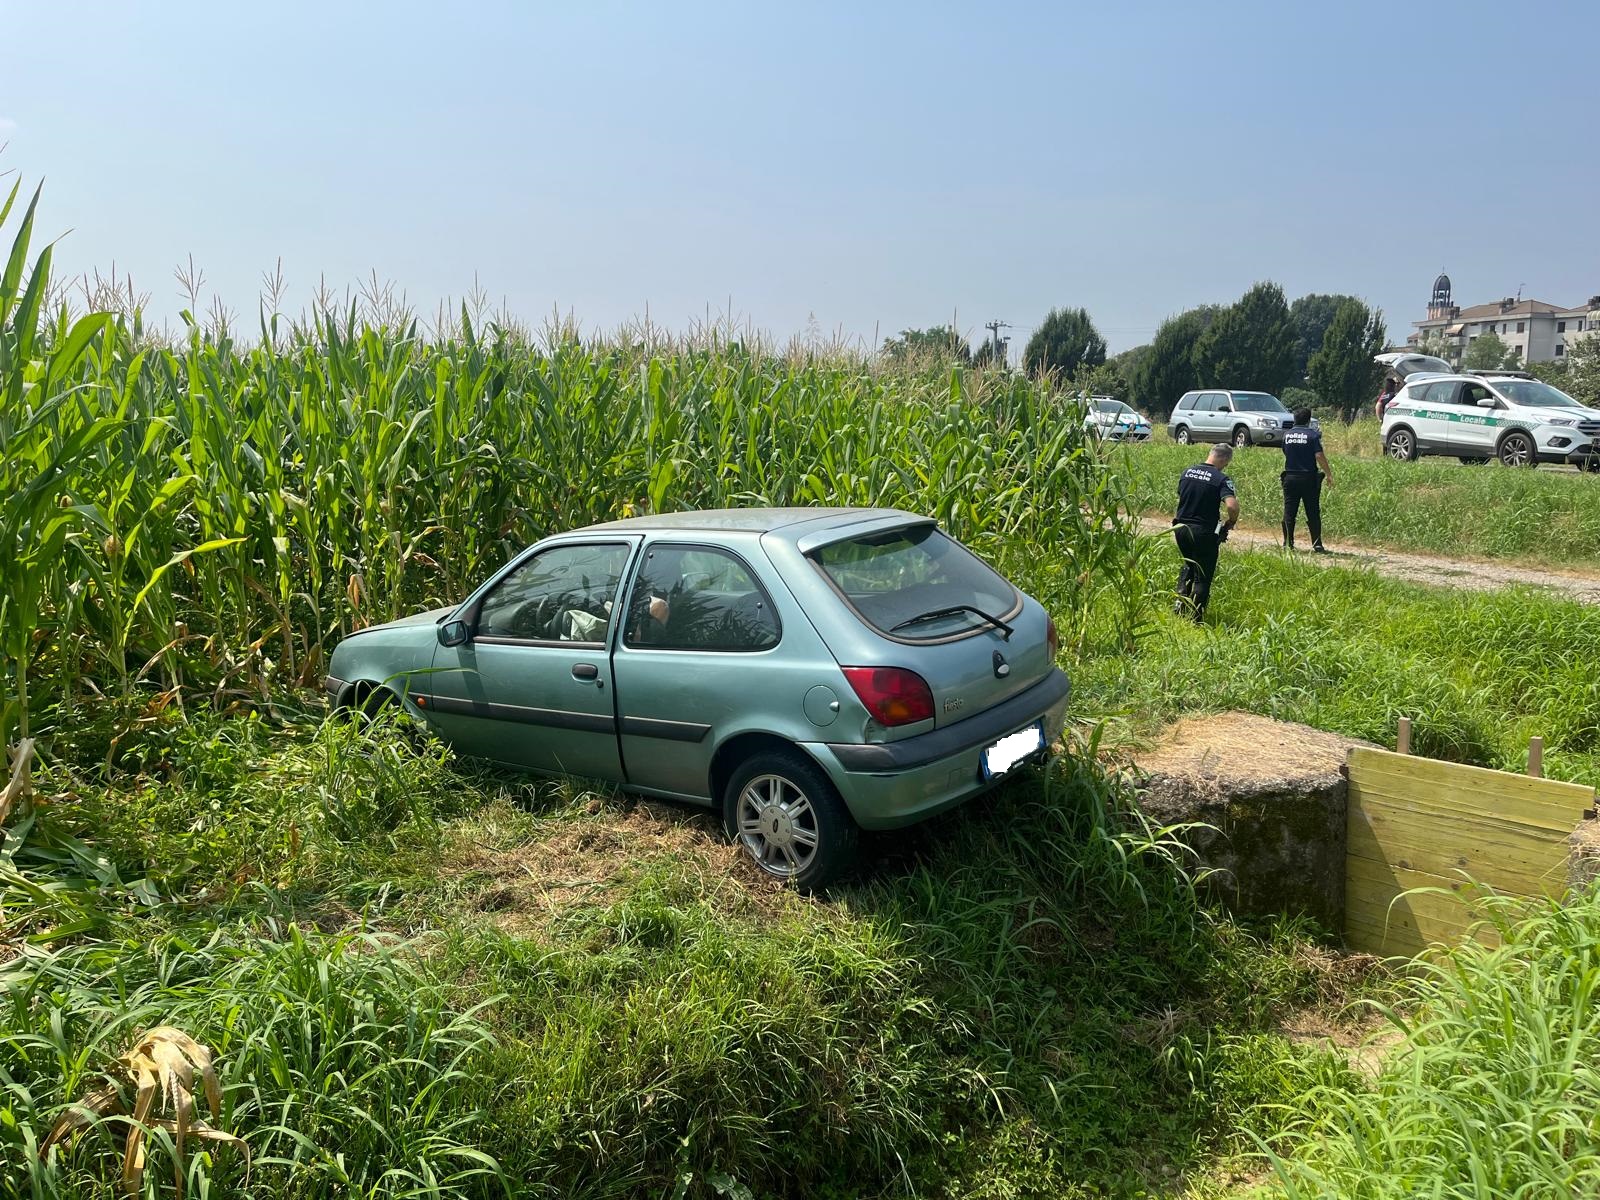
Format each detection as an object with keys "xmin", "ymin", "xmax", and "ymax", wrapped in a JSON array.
[
  {"xmin": 724, "ymin": 750, "xmax": 857, "ymax": 891},
  {"xmin": 1174, "ymin": 425, "xmax": 1192, "ymax": 445},
  {"xmin": 1385, "ymin": 428, "xmax": 1417, "ymax": 462},
  {"xmin": 1498, "ymin": 432, "xmax": 1535, "ymax": 468},
  {"xmin": 1232, "ymin": 426, "xmax": 1251, "ymax": 448}
]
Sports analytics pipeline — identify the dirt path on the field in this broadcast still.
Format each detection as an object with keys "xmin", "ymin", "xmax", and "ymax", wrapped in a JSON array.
[{"xmin": 1140, "ymin": 518, "xmax": 1600, "ymax": 605}]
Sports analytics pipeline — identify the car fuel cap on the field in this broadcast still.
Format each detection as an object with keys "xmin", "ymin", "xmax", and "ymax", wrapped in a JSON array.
[{"xmin": 804, "ymin": 684, "xmax": 841, "ymax": 727}]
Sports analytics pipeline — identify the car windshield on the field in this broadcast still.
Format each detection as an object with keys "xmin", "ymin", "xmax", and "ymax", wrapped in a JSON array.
[
  {"xmin": 1231, "ymin": 393, "xmax": 1286, "ymax": 412},
  {"xmin": 810, "ymin": 525, "xmax": 1018, "ymax": 640},
  {"xmin": 1491, "ymin": 380, "xmax": 1585, "ymax": 408},
  {"xmin": 1095, "ymin": 400, "xmax": 1135, "ymax": 415}
]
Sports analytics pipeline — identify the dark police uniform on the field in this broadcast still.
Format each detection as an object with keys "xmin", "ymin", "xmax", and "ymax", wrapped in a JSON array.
[
  {"xmin": 1280, "ymin": 423, "xmax": 1325, "ymax": 550},
  {"xmin": 1172, "ymin": 462, "xmax": 1236, "ymax": 620}
]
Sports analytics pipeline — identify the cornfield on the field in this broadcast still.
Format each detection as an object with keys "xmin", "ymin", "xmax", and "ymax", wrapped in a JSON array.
[{"xmin": 1, "ymin": 177, "xmax": 1153, "ymax": 765}]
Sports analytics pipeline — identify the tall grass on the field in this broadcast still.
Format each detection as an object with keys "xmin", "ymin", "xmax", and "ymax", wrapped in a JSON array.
[
  {"xmin": 1264, "ymin": 886, "xmax": 1600, "ymax": 1197},
  {"xmin": 3, "ymin": 923, "xmax": 504, "ymax": 1198},
  {"xmin": 1077, "ymin": 547, "xmax": 1600, "ymax": 784},
  {"xmin": 4, "ymin": 719, "xmax": 1349, "ymax": 1198}
]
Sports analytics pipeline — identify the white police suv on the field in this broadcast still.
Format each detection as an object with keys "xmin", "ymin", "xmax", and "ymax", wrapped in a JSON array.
[{"xmin": 1380, "ymin": 371, "xmax": 1600, "ymax": 470}]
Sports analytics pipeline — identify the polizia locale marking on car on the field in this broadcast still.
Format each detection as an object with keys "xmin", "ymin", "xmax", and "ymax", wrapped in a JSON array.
[{"xmin": 326, "ymin": 507, "xmax": 1070, "ymax": 889}]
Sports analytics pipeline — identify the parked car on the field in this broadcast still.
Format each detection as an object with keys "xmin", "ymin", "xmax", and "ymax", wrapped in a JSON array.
[
  {"xmin": 1380, "ymin": 372, "xmax": 1600, "ymax": 469},
  {"xmin": 1083, "ymin": 397, "xmax": 1152, "ymax": 442},
  {"xmin": 1168, "ymin": 390, "xmax": 1297, "ymax": 447},
  {"xmin": 326, "ymin": 508, "xmax": 1070, "ymax": 889}
]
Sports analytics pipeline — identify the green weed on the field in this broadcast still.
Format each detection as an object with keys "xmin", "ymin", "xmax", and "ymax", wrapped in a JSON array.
[{"xmin": 1262, "ymin": 887, "xmax": 1600, "ymax": 1197}]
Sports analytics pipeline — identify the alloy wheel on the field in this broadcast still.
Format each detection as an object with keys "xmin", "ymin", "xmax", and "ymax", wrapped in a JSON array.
[
  {"xmin": 735, "ymin": 773, "xmax": 820, "ymax": 878},
  {"xmin": 1387, "ymin": 431, "xmax": 1414, "ymax": 461},
  {"xmin": 1175, "ymin": 426, "xmax": 1191, "ymax": 445},
  {"xmin": 1499, "ymin": 434, "xmax": 1534, "ymax": 468},
  {"xmin": 1233, "ymin": 427, "xmax": 1250, "ymax": 448}
]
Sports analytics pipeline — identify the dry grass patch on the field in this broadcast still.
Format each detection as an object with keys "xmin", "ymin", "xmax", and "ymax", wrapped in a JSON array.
[
  {"xmin": 434, "ymin": 794, "xmax": 798, "ymax": 935},
  {"xmin": 1133, "ymin": 711, "xmax": 1366, "ymax": 791}
]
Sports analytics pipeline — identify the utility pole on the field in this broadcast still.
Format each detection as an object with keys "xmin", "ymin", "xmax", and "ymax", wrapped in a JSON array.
[{"xmin": 984, "ymin": 319, "xmax": 1011, "ymax": 367}]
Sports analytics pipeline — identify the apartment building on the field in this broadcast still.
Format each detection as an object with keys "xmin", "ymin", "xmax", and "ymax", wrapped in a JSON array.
[{"xmin": 1408, "ymin": 274, "xmax": 1599, "ymax": 366}]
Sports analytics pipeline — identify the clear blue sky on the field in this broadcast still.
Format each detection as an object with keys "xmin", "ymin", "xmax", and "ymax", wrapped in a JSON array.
[{"xmin": 3, "ymin": 0, "xmax": 1597, "ymax": 354}]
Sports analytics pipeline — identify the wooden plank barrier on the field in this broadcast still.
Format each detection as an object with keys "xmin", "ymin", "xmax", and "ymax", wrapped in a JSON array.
[{"xmin": 1344, "ymin": 745, "xmax": 1594, "ymax": 958}]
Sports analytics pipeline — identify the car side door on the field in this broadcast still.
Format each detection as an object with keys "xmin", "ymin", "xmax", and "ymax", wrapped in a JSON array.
[
  {"xmin": 609, "ymin": 541, "xmax": 785, "ymax": 801},
  {"xmin": 1451, "ymin": 381, "xmax": 1501, "ymax": 453},
  {"xmin": 421, "ymin": 538, "xmax": 638, "ymax": 780},
  {"xmin": 1171, "ymin": 392, "xmax": 1198, "ymax": 435},
  {"xmin": 1197, "ymin": 392, "xmax": 1230, "ymax": 441},
  {"xmin": 1411, "ymin": 381, "xmax": 1463, "ymax": 453}
]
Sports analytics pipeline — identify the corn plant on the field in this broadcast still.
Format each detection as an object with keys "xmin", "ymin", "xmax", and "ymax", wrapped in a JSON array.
[{"xmin": 1, "ymin": 176, "xmax": 1151, "ymax": 773}]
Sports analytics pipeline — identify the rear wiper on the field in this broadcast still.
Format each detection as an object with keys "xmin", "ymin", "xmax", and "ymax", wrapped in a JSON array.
[{"xmin": 890, "ymin": 604, "xmax": 1013, "ymax": 640}]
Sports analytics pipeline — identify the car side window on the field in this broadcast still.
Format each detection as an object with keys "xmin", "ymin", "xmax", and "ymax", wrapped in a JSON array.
[
  {"xmin": 476, "ymin": 543, "xmax": 630, "ymax": 643},
  {"xmin": 1462, "ymin": 383, "xmax": 1495, "ymax": 407},
  {"xmin": 624, "ymin": 544, "xmax": 780, "ymax": 652},
  {"xmin": 1422, "ymin": 381, "xmax": 1459, "ymax": 406},
  {"xmin": 1177, "ymin": 393, "xmax": 1197, "ymax": 411},
  {"xmin": 1205, "ymin": 392, "xmax": 1228, "ymax": 412}
]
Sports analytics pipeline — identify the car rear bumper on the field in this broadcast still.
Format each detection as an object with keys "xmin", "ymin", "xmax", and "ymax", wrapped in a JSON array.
[{"xmin": 807, "ymin": 669, "xmax": 1071, "ymax": 830}]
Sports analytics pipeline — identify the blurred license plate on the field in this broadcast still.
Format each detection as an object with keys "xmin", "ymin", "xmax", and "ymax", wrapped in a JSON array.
[{"xmin": 981, "ymin": 722, "xmax": 1044, "ymax": 781}]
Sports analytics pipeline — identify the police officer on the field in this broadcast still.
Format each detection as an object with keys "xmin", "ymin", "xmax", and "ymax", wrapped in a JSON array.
[
  {"xmin": 1280, "ymin": 406, "xmax": 1335, "ymax": 553},
  {"xmin": 1172, "ymin": 444, "xmax": 1239, "ymax": 622}
]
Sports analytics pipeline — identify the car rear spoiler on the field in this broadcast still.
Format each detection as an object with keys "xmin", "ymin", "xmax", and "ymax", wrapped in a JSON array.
[{"xmin": 792, "ymin": 513, "xmax": 937, "ymax": 555}]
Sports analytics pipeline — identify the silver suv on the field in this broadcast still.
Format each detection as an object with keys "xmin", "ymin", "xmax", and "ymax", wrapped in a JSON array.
[{"xmin": 1168, "ymin": 390, "xmax": 1295, "ymax": 447}]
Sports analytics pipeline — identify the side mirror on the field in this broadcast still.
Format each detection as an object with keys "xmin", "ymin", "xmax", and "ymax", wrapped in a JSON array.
[
  {"xmin": 1476, "ymin": 398, "xmax": 1495, "ymax": 408},
  {"xmin": 437, "ymin": 619, "xmax": 470, "ymax": 647}
]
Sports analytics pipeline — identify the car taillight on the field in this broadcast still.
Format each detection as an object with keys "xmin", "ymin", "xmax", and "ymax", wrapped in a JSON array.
[
  {"xmin": 1046, "ymin": 615, "xmax": 1059, "ymax": 660},
  {"xmin": 842, "ymin": 667, "xmax": 935, "ymax": 727}
]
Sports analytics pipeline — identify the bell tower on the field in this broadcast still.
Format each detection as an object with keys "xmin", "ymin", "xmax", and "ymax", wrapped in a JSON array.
[{"xmin": 1427, "ymin": 273, "xmax": 1454, "ymax": 320}]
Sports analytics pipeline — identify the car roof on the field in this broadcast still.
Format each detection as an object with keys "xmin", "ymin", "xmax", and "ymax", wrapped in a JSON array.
[
  {"xmin": 577, "ymin": 506, "xmax": 920, "ymax": 537},
  {"xmin": 1402, "ymin": 373, "xmax": 1505, "ymax": 384}
]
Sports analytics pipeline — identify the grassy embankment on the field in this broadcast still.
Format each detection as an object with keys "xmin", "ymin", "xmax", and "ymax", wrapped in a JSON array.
[
  {"xmin": 1079, "ymin": 545, "xmax": 1600, "ymax": 786},
  {"xmin": 1119, "ymin": 437, "xmax": 1600, "ymax": 571},
  {"xmin": 6, "ymin": 174, "xmax": 1600, "ymax": 1197}
]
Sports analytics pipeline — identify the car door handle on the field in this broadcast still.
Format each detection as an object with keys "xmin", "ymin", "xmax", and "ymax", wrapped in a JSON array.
[{"xmin": 571, "ymin": 663, "xmax": 600, "ymax": 682}]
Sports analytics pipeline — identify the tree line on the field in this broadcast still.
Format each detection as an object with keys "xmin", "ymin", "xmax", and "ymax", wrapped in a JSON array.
[{"xmin": 881, "ymin": 284, "xmax": 1389, "ymax": 420}]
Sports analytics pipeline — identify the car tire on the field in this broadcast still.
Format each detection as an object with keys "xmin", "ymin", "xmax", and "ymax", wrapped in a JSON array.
[
  {"xmin": 724, "ymin": 749, "xmax": 858, "ymax": 892},
  {"xmin": 1582, "ymin": 454, "xmax": 1600, "ymax": 474},
  {"xmin": 1232, "ymin": 426, "xmax": 1251, "ymax": 448},
  {"xmin": 1457, "ymin": 457, "xmax": 1490, "ymax": 466},
  {"xmin": 1385, "ymin": 428, "xmax": 1418, "ymax": 462},
  {"xmin": 1497, "ymin": 432, "xmax": 1536, "ymax": 468},
  {"xmin": 349, "ymin": 682, "xmax": 394, "ymax": 718},
  {"xmin": 1174, "ymin": 425, "xmax": 1192, "ymax": 445}
]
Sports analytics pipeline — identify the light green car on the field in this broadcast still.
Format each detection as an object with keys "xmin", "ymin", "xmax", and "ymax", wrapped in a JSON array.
[{"xmin": 326, "ymin": 507, "xmax": 1070, "ymax": 888}]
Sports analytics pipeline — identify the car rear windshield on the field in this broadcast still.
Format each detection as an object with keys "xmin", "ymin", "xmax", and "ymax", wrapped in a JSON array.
[
  {"xmin": 809, "ymin": 525, "xmax": 1019, "ymax": 641},
  {"xmin": 1492, "ymin": 380, "xmax": 1583, "ymax": 408},
  {"xmin": 1392, "ymin": 355, "xmax": 1454, "ymax": 377},
  {"xmin": 1230, "ymin": 393, "xmax": 1286, "ymax": 412}
]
